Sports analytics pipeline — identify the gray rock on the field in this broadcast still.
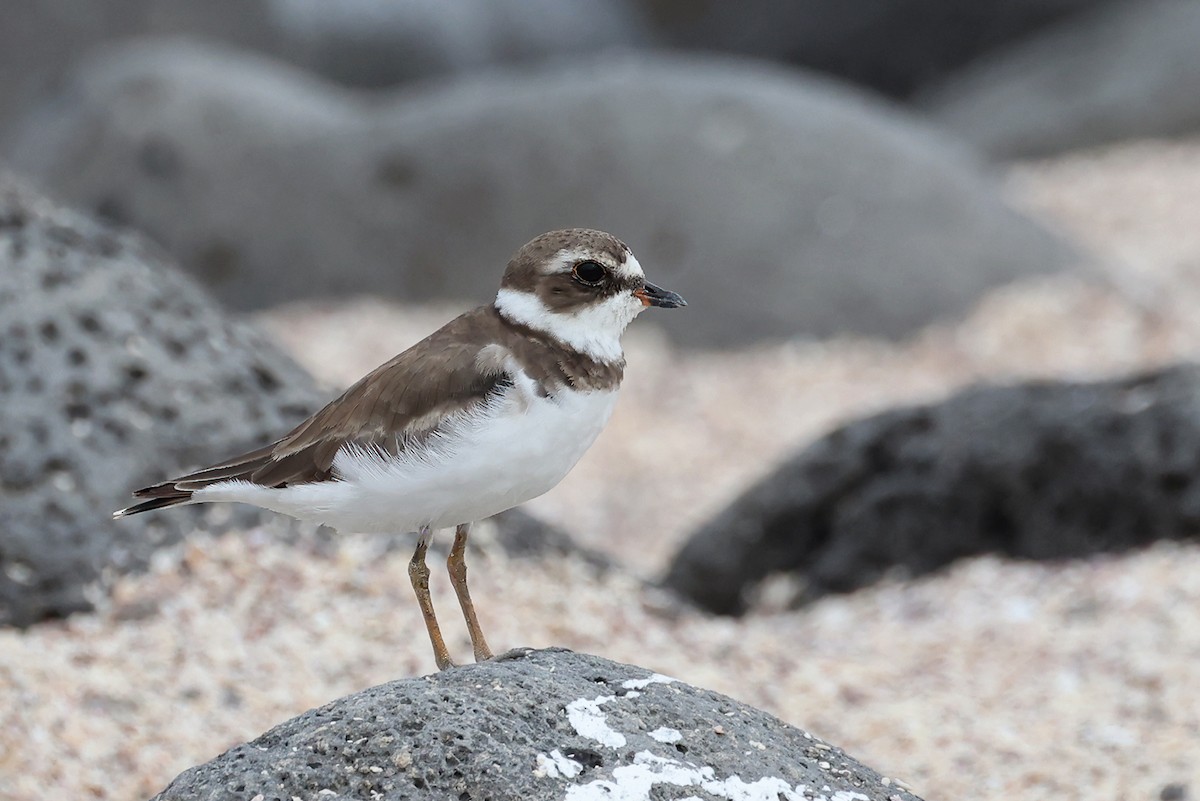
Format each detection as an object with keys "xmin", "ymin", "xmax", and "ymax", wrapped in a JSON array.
[
  {"xmin": 151, "ymin": 648, "xmax": 923, "ymax": 801},
  {"xmin": 0, "ymin": 0, "xmax": 644, "ymax": 141},
  {"xmin": 0, "ymin": 171, "xmax": 324, "ymax": 626},
  {"xmin": 635, "ymin": 0, "xmax": 1120, "ymax": 98},
  {"xmin": 0, "ymin": 0, "xmax": 278, "ymax": 140},
  {"xmin": 917, "ymin": 0, "xmax": 1200, "ymax": 158},
  {"xmin": 664, "ymin": 365, "xmax": 1200, "ymax": 615},
  {"xmin": 8, "ymin": 42, "xmax": 1082, "ymax": 348},
  {"xmin": 269, "ymin": 0, "xmax": 648, "ymax": 88}
]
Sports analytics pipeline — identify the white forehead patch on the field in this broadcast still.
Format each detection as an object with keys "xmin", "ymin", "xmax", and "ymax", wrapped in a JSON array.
[{"xmin": 619, "ymin": 252, "xmax": 646, "ymax": 282}]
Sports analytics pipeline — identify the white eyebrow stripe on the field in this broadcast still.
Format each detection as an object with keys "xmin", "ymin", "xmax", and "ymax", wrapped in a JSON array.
[
  {"xmin": 543, "ymin": 247, "xmax": 602, "ymax": 275},
  {"xmin": 543, "ymin": 247, "xmax": 641, "ymax": 281}
]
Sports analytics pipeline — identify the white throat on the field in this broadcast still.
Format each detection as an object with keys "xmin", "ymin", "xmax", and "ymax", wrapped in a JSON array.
[{"xmin": 495, "ymin": 288, "xmax": 640, "ymax": 363}]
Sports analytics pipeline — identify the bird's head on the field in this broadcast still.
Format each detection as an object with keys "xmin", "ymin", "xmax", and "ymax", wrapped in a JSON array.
[{"xmin": 495, "ymin": 228, "xmax": 685, "ymax": 362}]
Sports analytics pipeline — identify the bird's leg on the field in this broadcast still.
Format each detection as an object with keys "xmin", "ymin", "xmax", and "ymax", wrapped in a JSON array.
[
  {"xmin": 408, "ymin": 527, "xmax": 454, "ymax": 670},
  {"xmin": 447, "ymin": 522, "xmax": 494, "ymax": 663}
]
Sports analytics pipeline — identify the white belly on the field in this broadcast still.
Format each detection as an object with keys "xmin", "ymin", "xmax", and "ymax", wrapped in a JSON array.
[{"xmin": 197, "ymin": 386, "xmax": 618, "ymax": 533}]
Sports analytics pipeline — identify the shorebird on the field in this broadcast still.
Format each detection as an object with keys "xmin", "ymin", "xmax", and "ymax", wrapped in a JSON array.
[{"xmin": 115, "ymin": 229, "xmax": 685, "ymax": 669}]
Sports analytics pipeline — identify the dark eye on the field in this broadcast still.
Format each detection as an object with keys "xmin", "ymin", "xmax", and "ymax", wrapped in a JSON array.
[{"xmin": 572, "ymin": 260, "xmax": 606, "ymax": 285}]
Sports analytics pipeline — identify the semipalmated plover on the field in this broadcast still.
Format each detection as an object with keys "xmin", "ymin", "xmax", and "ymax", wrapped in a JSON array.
[{"xmin": 114, "ymin": 229, "xmax": 685, "ymax": 670}]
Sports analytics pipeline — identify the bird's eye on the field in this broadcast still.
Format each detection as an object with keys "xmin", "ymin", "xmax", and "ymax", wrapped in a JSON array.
[{"xmin": 572, "ymin": 261, "xmax": 606, "ymax": 285}]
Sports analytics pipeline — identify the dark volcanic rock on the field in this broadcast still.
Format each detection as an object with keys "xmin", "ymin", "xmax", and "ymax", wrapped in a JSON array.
[
  {"xmin": 9, "ymin": 42, "xmax": 1082, "ymax": 347},
  {"xmin": 0, "ymin": 172, "xmax": 324, "ymax": 626},
  {"xmin": 917, "ymin": 0, "xmax": 1200, "ymax": 158},
  {"xmin": 636, "ymin": 0, "xmax": 1122, "ymax": 98},
  {"xmin": 665, "ymin": 366, "xmax": 1200, "ymax": 615},
  {"xmin": 151, "ymin": 648, "xmax": 922, "ymax": 801}
]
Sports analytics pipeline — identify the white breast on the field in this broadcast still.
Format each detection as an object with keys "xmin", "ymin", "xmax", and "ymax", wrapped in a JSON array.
[{"xmin": 196, "ymin": 379, "xmax": 619, "ymax": 534}]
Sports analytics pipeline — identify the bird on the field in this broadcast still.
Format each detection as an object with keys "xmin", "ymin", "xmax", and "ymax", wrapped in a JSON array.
[{"xmin": 114, "ymin": 228, "xmax": 685, "ymax": 670}]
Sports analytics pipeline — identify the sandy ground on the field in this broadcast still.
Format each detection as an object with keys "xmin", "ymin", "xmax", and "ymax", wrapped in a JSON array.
[{"xmin": 4, "ymin": 136, "xmax": 1200, "ymax": 800}]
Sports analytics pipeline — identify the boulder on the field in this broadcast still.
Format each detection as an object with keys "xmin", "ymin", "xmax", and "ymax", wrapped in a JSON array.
[
  {"xmin": 0, "ymin": 0, "xmax": 277, "ymax": 139},
  {"xmin": 634, "ymin": 0, "xmax": 1121, "ymax": 98},
  {"xmin": 0, "ymin": 171, "xmax": 324, "ymax": 626},
  {"xmin": 8, "ymin": 42, "xmax": 1082, "ymax": 347},
  {"xmin": 916, "ymin": 0, "xmax": 1200, "ymax": 158},
  {"xmin": 270, "ymin": 0, "xmax": 648, "ymax": 88},
  {"xmin": 665, "ymin": 366, "xmax": 1200, "ymax": 615},
  {"xmin": 151, "ymin": 648, "xmax": 922, "ymax": 801},
  {"xmin": 0, "ymin": 1, "xmax": 646, "ymax": 140}
]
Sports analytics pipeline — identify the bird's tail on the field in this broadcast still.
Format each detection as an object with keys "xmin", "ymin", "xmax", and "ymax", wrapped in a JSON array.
[
  {"xmin": 113, "ymin": 443, "xmax": 277, "ymax": 519},
  {"xmin": 112, "ymin": 484, "xmax": 194, "ymax": 519}
]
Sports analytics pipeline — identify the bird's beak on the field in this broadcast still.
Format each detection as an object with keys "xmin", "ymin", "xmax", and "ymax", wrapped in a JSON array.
[{"xmin": 635, "ymin": 281, "xmax": 687, "ymax": 309}]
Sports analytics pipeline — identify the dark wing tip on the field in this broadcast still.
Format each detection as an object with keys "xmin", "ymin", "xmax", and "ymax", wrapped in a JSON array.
[{"xmin": 113, "ymin": 489, "xmax": 192, "ymax": 518}]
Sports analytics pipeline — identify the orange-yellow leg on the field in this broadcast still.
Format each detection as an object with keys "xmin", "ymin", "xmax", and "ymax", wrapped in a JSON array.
[
  {"xmin": 409, "ymin": 527, "xmax": 454, "ymax": 670},
  {"xmin": 447, "ymin": 522, "xmax": 493, "ymax": 663}
]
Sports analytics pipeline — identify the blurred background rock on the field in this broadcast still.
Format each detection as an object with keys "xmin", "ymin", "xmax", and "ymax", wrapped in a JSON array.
[
  {"xmin": 2, "ymin": 2, "xmax": 1199, "ymax": 800},
  {"xmin": 3, "ymin": 41, "xmax": 1080, "ymax": 347},
  {"xmin": 4, "ymin": 1, "xmax": 1198, "ymax": 349}
]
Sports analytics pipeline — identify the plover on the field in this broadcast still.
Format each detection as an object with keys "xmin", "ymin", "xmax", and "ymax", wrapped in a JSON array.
[{"xmin": 114, "ymin": 229, "xmax": 684, "ymax": 670}]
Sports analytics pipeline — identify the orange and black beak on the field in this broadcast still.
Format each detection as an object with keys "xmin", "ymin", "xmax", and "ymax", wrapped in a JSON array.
[{"xmin": 635, "ymin": 281, "xmax": 687, "ymax": 309}]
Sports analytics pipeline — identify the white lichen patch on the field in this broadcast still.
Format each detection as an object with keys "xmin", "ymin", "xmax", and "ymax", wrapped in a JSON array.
[
  {"xmin": 566, "ymin": 694, "xmax": 626, "ymax": 748},
  {"xmin": 557, "ymin": 676, "xmax": 869, "ymax": 801},
  {"xmin": 535, "ymin": 749, "xmax": 584, "ymax": 779},
  {"xmin": 621, "ymin": 673, "xmax": 676, "ymax": 690},
  {"xmin": 564, "ymin": 750, "xmax": 868, "ymax": 801},
  {"xmin": 566, "ymin": 673, "xmax": 678, "ymax": 749},
  {"xmin": 649, "ymin": 727, "xmax": 682, "ymax": 744}
]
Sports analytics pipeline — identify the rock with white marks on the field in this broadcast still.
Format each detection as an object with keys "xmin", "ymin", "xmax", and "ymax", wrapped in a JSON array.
[{"xmin": 149, "ymin": 649, "xmax": 923, "ymax": 801}]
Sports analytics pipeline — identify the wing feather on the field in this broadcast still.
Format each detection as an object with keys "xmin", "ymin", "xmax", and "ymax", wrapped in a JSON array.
[{"xmin": 137, "ymin": 307, "xmax": 514, "ymax": 496}]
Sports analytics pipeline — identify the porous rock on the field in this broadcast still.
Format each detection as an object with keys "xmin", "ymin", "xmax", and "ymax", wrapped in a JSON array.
[
  {"xmin": 635, "ymin": 0, "xmax": 1120, "ymax": 98},
  {"xmin": 8, "ymin": 42, "xmax": 1082, "ymax": 347},
  {"xmin": 0, "ymin": 172, "xmax": 323, "ymax": 626},
  {"xmin": 917, "ymin": 0, "xmax": 1200, "ymax": 158},
  {"xmin": 665, "ymin": 365, "xmax": 1200, "ymax": 615},
  {"xmin": 151, "ymin": 648, "xmax": 922, "ymax": 801}
]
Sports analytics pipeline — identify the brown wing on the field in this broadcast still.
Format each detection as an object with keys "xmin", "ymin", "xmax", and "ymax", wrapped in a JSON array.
[{"xmin": 137, "ymin": 307, "xmax": 513, "ymax": 499}]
